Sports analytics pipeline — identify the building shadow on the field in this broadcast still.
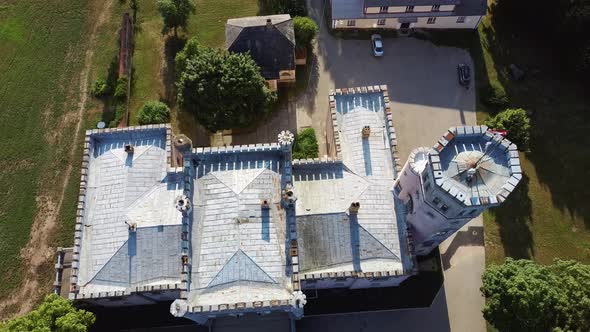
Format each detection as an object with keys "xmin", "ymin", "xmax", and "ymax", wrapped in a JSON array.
[
  {"xmin": 162, "ymin": 36, "xmax": 187, "ymax": 105},
  {"xmin": 487, "ymin": 173, "xmax": 534, "ymax": 259},
  {"xmin": 440, "ymin": 226, "xmax": 483, "ymax": 271}
]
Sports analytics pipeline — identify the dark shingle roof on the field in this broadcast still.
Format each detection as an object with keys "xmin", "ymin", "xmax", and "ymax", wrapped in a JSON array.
[{"xmin": 226, "ymin": 15, "xmax": 295, "ymax": 80}]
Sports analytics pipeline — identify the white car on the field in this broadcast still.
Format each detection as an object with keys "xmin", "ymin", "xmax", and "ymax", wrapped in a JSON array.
[{"xmin": 371, "ymin": 34, "xmax": 384, "ymax": 57}]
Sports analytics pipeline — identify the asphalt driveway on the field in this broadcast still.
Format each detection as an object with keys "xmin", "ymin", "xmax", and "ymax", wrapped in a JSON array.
[
  {"xmin": 297, "ymin": 0, "xmax": 476, "ymax": 161},
  {"xmin": 294, "ymin": 1, "xmax": 484, "ymax": 331}
]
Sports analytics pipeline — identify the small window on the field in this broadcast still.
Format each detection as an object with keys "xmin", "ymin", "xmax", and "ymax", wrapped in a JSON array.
[
  {"xmin": 379, "ymin": 6, "xmax": 388, "ymax": 13},
  {"xmin": 432, "ymin": 4, "xmax": 440, "ymax": 11},
  {"xmin": 427, "ymin": 17, "xmax": 436, "ymax": 24},
  {"xmin": 441, "ymin": 204, "xmax": 449, "ymax": 212},
  {"xmin": 433, "ymin": 197, "xmax": 441, "ymax": 204},
  {"xmin": 426, "ymin": 211, "xmax": 435, "ymax": 218},
  {"xmin": 435, "ymin": 230, "xmax": 448, "ymax": 237},
  {"xmin": 458, "ymin": 210, "xmax": 465, "ymax": 216},
  {"xmin": 457, "ymin": 16, "xmax": 466, "ymax": 23},
  {"xmin": 406, "ymin": 6, "xmax": 414, "ymax": 12},
  {"xmin": 347, "ymin": 19, "xmax": 356, "ymax": 26},
  {"xmin": 377, "ymin": 18, "xmax": 386, "ymax": 26}
]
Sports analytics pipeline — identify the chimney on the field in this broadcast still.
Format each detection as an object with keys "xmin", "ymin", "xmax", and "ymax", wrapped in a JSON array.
[
  {"xmin": 124, "ymin": 144, "xmax": 134, "ymax": 154},
  {"xmin": 266, "ymin": 18, "xmax": 272, "ymax": 27},
  {"xmin": 261, "ymin": 199, "xmax": 270, "ymax": 209},
  {"xmin": 349, "ymin": 202, "xmax": 360, "ymax": 214},
  {"xmin": 362, "ymin": 126, "xmax": 371, "ymax": 138}
]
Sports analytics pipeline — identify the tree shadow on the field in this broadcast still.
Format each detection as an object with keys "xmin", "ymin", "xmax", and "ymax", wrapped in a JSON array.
[
  {"xmin": 294, "ymin": 47, "xmax": 320, "ymax": 115},
  {"xmin": 98, "ymin": 56, "xmax": 120, "ymax": 125},
  {"xmin": 441, "ymin": 226, "xmax": 484, "ymax": 270},
  {"xmin": 484, "ymin": 2, "xmax": 590, "ymax": 229},
  {"xmin": 162, "ymin": 36, "xmax": 187, "ymax": 105},
  {"xmin": 487, "ymin": 173, "xmax": 534, "ymax": 259}
]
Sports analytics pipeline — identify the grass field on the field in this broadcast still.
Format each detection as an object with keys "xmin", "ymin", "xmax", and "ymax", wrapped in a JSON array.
[
  {"xmin": 128, "ymin": 0, "xmax": 260, "ymax": 130},
  {"xmin": 425, "ymin": 6, "xmax": 590, "ymax": 265},
  {"xmin": 0, "ymin": 0, "xmax": 104, "ymax": 309},
  {"xmin": 0, "ymin": 0, "xmax": 137, "ymax": 317},
  {"xmin": 474, "ymin": 9, "xmax": 590, "ymax": 265}
]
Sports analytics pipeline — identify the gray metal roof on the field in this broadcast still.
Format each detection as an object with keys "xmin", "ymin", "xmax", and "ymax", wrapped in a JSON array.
[
  {"xmin": 298, "ymin": 213, "xmax": 399, "ymax": 273},
  {"xmin": 188, "ymin": 148, "xmax": 293, "ymax": 307},
  {"xmin": 77, "ymin": 128, "xmax": 184, "ymax": 295},
  {"xmin": 331, "ymin": 0, "xmax": 485, "ymax": 19},
  {"xmin": 293, "ymin": 91, "xmax": 409, "ymax": 275},
  {"xmin": 431, "ymin": 126, "xmax": 521, "ymax": 206}
]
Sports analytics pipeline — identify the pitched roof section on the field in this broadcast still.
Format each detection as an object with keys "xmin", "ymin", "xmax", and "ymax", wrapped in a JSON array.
[
  {"xmin": 208, "ymin": 250, "xmax": 276, "ymax": 287},
  {"xmin": 298, "ymin": 213, "xmax": 399, "ymax": 273},
  {"xmin": 225, "ymin": 15, "xmax": 295, "ymax": 80}
]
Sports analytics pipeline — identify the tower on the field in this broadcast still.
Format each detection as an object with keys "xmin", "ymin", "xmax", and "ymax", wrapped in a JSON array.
[{"xmin": 394, "ymin": 125, "xmax": 522, "ymax": 256}]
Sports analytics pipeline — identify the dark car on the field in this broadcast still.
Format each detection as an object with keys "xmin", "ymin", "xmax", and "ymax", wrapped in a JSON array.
[{"xmin": 458, "ymin": 63, "xmax": 471, "ymax": 89}]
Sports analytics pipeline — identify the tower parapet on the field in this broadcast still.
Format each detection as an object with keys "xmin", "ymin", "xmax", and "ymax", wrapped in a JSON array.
[{"xmin": 395, "ymin": 125, "xmax": 521, "ymax": 256}]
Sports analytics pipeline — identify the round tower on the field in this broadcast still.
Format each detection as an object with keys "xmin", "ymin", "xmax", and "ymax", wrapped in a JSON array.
[{"xmin": 394, "ymin": 125, "xmax": 522, "ymax": 256}]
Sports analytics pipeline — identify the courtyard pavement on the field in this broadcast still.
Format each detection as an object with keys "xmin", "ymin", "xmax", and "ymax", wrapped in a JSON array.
[{"xmin": 291, "ymin": 0, "xmax": 486, "ymax": 331}]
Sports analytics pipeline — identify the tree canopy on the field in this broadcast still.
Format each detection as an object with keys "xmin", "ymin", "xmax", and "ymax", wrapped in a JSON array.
[
  {"xmin": 292, "ymin": 128, "xmax": 319, "ymax": 159},
  {"xmin": 484, "ymin": 108, "xmax": 530, "ymax": 150},
  {"xmin": 293, "ymin": 16, "xmax": 318, "ymax": 48},
  {"xmin": 175, "ymin": 38, "xmax": 277, "ymax": 132},
  {"xmin": 481, "ymin": 258, "xmax": 590, "ymax": 332},
  {"xmin": 495, "ymin": 0, "xmax": 590, "ymax": 75},
  {"xmin": 0, "ymin": 293, "xmax": 95, "ymax": 332},
  {"xmin": 137, "ymin": 100, "xmax": 170, "ymax": 125},
  {"xmin": 156, "ymin": 0, "xmax": 196, "ymax": 36}
]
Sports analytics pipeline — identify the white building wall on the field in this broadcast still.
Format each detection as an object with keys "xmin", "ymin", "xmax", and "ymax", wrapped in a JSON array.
[
  {"xmin": 365, "ymin": 5, "xmax": 455, "ymax": 13},
  {"xmin": 394, "ymin": 148, "xmax": 479, "ymax": 256},
  {"xmin": 333, "ymin": 15, "xmax": 481, "ymax": 30},
  {"xmin": 412, "ymin": 15, "xmax": 480, "ymax": 29},
  {"xmin": 302, "ymin": 276, "xmax": 408, "ymax": 290}
]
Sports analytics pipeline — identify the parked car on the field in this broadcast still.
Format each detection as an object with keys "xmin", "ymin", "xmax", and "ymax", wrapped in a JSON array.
[
  {"xmin": 458, "ymin": 63, "xmax": 471, "ymax": 89},
  {"xmin": 371, "ymin": 34, "xmax": 384, "ymax": 57}
]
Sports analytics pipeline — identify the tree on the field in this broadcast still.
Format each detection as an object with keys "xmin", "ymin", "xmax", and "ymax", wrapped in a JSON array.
[
  {"xmin": 175, "ymin": 38, "xmax": 277, "ymax": 131},
  {"xmin": 481, "ymin": 258, "xmax": 590, "ymax": 332},
  {"xmin": 156, "ymin": 0, "xmax": 196, "ymax": 36},
  {"xmin": 113, "ymin": 76, "xmax": 128, "ymax": 100},
  {"xmin": 91, "ymin": 78, "xmax": 109, "ymax": 98},
  {"xmin": 0, "ymin": 293, "xmax": 95, "ymax": 332},
  {"xmin": 292, "ymin": 128, "xmax": 319, "ymax": 159},
  {"xmin": 484, "ymin": 108, "xmax": 530, "ymax": 150},
  {"xmin": 293, "ymin": 16, "xmax": 318, "ymax": 48},
  {"xmin": 137, "ymin": 100, "xmax": 170, "ymax": 125}
]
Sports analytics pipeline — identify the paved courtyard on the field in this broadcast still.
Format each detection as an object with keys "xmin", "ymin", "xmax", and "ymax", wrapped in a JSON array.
[
  {"xmin": 291, "ymin": 0, "xmax": 485, "ymax": 331},
  {"xmin": 298, "ymin": 0, "xmax": 476, "ymax": 161}
]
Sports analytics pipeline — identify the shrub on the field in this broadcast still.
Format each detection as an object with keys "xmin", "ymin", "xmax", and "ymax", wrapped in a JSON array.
[
  {"xmin": 92, "ymin": 78, "xmax": 109, "ymax": 98},
  {"xmin": 294, "ymin": 16, "xmax": 318, "ymax": 48},
  {"xmin": 175, "ymin": 38, "xmax": 277, "ymax": 131},
  {"xmin": 109, "ymin": 103, "xmax": 127, "ymax": 128},
  {"xmin": 114, "ymin": 76, "xmax": 128, "ymax": 100},
  {"xmin": 481, "ymin": 258, "xmax": 590, "ymax": 332},
  {"xmin": 260, "ymin": 0, "xmax": 306, "ymax": 16},
  {"xmin": 293, "ymin": 128, "xmax": 319, "ymax": 159},
  {"xmin": 484, "ymin": 108, "xmax": 530, "ymax": 149},
  {"xmin": 0, "ymin": 293, "xmax": 95, "ymax": 331},
  {"xmin": 137, "ymin": 101, "xmax": 170, "ymax": 125},
  {"xmin": 481, "ymin": 82, "xmax": 508, "ymax": 108}
]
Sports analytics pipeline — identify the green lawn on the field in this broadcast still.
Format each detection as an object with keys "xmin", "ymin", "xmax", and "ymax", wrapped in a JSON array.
[
  {"xmin": 426, "ymin": 7, "xmax": 590, "ymax": 265},
  {"xmin": 0, "ymin": 0, "xmax": 106, "ymax": 304},
  {"xmin": 128, "ymin": 0, "xmax": 259, "ymax": 127},
  {"xmin": 476, "ymin": 10, "xmax": 590, "ymax": 264}
]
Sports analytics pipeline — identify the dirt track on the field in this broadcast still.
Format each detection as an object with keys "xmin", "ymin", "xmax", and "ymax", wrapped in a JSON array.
[{"xmin": 0, "ymin": 0, "xmax": 114, "ymax": 319}]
